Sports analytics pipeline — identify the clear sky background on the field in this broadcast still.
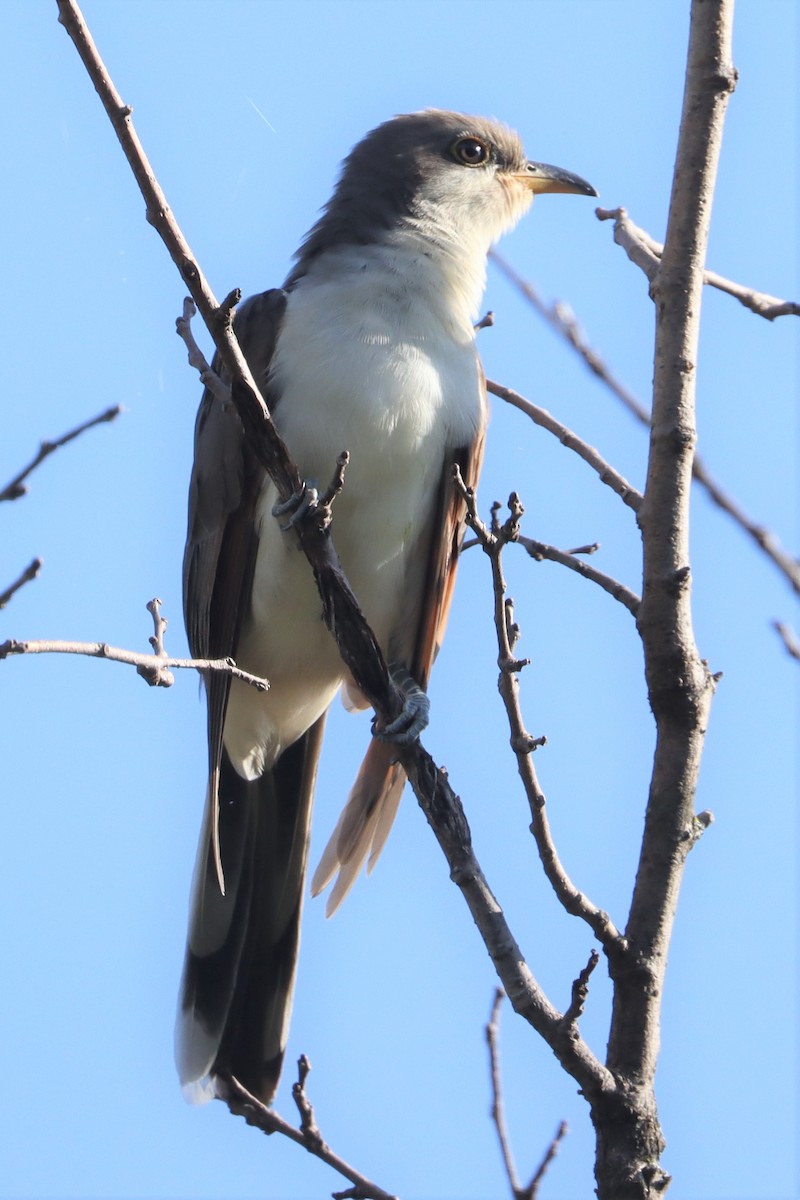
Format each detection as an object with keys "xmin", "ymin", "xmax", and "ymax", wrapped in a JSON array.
[{"xmin": 2, "ymin": 3, "xmax": 797, "ymax": 1199}]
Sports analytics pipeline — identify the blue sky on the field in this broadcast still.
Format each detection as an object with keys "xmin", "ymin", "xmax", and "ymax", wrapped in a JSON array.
[{"xmin": 2, "ymin": 2, "xmax": 797, "ymax": 1198}]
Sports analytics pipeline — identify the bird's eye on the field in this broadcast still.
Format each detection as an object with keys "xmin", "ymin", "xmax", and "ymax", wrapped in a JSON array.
[{"xmin": 451, "ymin": 136, "xmax": 490, "ymax": 167}]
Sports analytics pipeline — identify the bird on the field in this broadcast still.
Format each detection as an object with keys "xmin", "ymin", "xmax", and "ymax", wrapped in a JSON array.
[{"xmin": 176, "ymin": 109, "xmax": 595, "ymax": 1107}]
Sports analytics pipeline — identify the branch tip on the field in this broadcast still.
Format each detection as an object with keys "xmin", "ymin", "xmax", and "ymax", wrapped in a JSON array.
[{"xmin": 0, "ymin": 558, "xmax": 44, "ymax": 610}]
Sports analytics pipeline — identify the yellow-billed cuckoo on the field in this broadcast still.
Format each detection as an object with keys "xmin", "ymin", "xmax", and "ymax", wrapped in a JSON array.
[{"xmin": 177, "ymin": 110, "xmax": 595, "ymax": 1105}]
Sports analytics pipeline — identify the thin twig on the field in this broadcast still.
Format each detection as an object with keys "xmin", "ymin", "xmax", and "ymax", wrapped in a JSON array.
[
  {"xmin": 486, "ymin": 990, "xmax": 570, "ymax": 1200},
  {"xmin": 291, "ymin": 1055, "xmax": 323, "ymax": 1149},
  {"xmin": 524, "ymin": 1122, "xmax": 569, "ymax": 1200},
  {"xmin": 559, "ymin": 950, "xmax": 600, "ymax": 1033},
  {"xmin": 0, "ymin": 405, "xmax": 122, "ymax": 502},
  {"xmin": 490, "ymin": 250, "xmax": 652, "ymax": 425},
  {"xmin": 217, "ymin": 1071, "xmax": 398, "ymax": 1200},
  {"xmin": 176, "ymin": 296, "xmax": 232, "ymax": 402},
  {"xmin": 486, "ymin": 989, "xmax": 521, "ymax": 1197},
  {"xmin": 135, "ymin": 597, "xmax": 176, "ymax": 686},
  {"xmin": 486, "ymin": 379, "xmax": 642, "ymax": 512},
  {"xmin": 517, "ymin": 532, "xmax": 640, "ymax": 616},
  {"xmin": 0, "ymin": 558, "xmax": 43, "ymax": 610},
  {"xmin": 492, "ymin": 252, "xmax": 800, "ymax": 596},
  {"xmin": 690, "ymin": 457, "xmax": 800, "ymax": 594},
  {"xmin": 454, "ymin": 470, "xmax": 626, "ymax": 953},
  {"xmin": 773, "ymin": 620, "xmax": 800, "ymax": 661},
  {"xmin": 0, "ymin": 637, "xmax": 269, "ymax": 691},
  {"xmin": 700, "ymin": 266, "xmax": 800, "ymax": 319}
]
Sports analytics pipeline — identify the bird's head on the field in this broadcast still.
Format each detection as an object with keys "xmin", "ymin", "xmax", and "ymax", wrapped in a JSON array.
[
  {"xmin": 334, "ymin": 109, "xmax": 596, "ymax": 247},
  {"xmin": 289, "ymin": 110, "xmax": 596, "ymax": 301}
]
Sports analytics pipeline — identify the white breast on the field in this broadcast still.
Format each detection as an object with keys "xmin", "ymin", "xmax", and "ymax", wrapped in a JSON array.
[{"xmin": 222, "ymin": 247, "xmax": 485, "ymax": 778}]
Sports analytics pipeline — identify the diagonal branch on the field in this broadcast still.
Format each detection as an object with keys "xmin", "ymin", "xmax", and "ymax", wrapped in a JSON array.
[
  {"xmin": 516, "ymin": 532, "xmax": 640, "ymax": 616},
  {"xmin": 217, "ymin": 1066, "xmax": 398, "ymax": 1200},
  {"xmin": 0, "ymin": 405, "xmax": 122, "ymax": 503},
  {"xmin": 486, "ymin": 990, "xmax": 570, "ymax": 1200},
  {"xmin": 486, "ymin": 379, "xmax": 642, "ymax": 511},
  {"xmin": 486, "ymin": 989, "xmax": 521, "ymax": 1198},
  {"xmin": 524, "ymin": 1121, "xmax": 569, "ymax": 1200},
  {"xmin": 492, "ymin": 253, "xmax": 800, "ymax": 596},
  {"xmin": 56, "ymin": 0, "xmax": 401, "ymax": 731},
  {"xmin": 490, "ymin": 250, "xmax": 652, "ymax": 426},
  {"xmin": 772, "ymin": 620, "xmax": 800, "ymax": 662},
  {"xmin": 0, "ymin": 558, "xmax": 43, "ymax": 610}
]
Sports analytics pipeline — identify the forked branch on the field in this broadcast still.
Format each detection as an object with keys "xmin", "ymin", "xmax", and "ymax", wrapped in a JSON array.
[
  {"xmin": 597, "ymin": 206, "xmax": 800, "ymax": 319},
  {"xmin": 486, "ymin": 989, "xmax": 570, "ymax": 1200},
  {"xmin": 217, "ymin": 1064, "xmax": 398, "ymax": 1200}
]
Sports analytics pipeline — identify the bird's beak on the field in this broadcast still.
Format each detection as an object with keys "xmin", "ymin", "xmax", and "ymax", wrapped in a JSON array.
[{"xmin": 517, "ymin": 161, "xmax": 597, "ymax": 197}]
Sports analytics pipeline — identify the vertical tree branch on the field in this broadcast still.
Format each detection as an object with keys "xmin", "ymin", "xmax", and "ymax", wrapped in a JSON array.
[{"xmin": 594, "ymin": 3, "xmax": 735, "ymax": 1197}]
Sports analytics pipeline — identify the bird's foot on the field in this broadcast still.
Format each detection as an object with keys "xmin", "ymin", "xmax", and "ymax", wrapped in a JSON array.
[
  {"xmin": 272, "ymin": 481, "xmax": 319, "ymax": 531},
  {"xmin": 373, "ymin": 665, "xmax": 430, "ymax": 744}
]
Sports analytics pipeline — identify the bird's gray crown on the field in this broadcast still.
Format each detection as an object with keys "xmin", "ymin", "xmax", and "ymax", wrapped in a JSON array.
[{"xmin": 286, "ymin": 110, "xmax": 528, "ymax": 286}]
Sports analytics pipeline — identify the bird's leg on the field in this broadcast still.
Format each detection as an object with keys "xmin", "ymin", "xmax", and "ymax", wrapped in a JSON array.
[
  {"xmin": 272, "ymin": 481, "xmax": 320, "ymax": 531},
  {"xmin": 373, "ymin": 664, "xmax": 430, "ymax": 744}
]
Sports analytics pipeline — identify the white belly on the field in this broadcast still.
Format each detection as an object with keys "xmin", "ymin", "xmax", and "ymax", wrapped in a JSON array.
[{"xmin": 223, "ymin": 259, "xmax": 484, "ymax": 778}]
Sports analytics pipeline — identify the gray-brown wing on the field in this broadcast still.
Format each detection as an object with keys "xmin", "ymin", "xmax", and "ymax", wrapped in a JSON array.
[{"xmin": 183, "ymin": 288, "xmax": 288, "ymax": 880}]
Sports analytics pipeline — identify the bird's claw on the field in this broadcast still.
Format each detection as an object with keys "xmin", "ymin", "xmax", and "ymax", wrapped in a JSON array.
[
  {"xmin": 373, "ymin": 666, "xmax": 430, "ymax": 744},
  {"xmin": 272, "ymin": 481, "xmax": 319, "ymax": 531}
]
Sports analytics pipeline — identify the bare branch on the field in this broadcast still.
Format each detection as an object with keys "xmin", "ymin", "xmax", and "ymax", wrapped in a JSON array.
[
  {"xmin": 0, "ymin": 405, "xmax": 122, "ymax": 503},
  {"xmin": 773, "ymin": 620, "xmax": 800, "ymax": 661},
  {"xmin": 595, "ymin": 207, "xmax": 661, "ymax": 282},
  {"xmin": 597, "ymin": 207, "xmax": 799, "ymax": 320},
  {"xmin": 493, "ymin": 255, "xmax": 800, "ymax": 595},
  {"xmin": 135, "ymin": 597, "xmax": 176, "ymax": 686},
  {"xmin": 176, "ymin": 297, "xmax": 231, "ymax": 402},
  {"xmin": 317, "ymin": 450, "xmax": 351, "ymax": 515},
  {"xmin": 486, "ymin": 989, "xmax": 521, "ymax": 1197},
  {"xmin": 486, "ymin": 379, "xmax": 642, "ymax": 512},
  {"xmin": 216, "ymin": 1070, "xmax": 398, "ymax": 1200},
  {"xmin": 0, "ymin": 558, "xmax": 43, "ymax": 610},
  {"xmin": 490, "ymin": 250, "xmax": 652, "ymax": 425},
  {"xmin": 517, "ymin": 532, "xmax": 640, "ymax": 616},
  {"xmin": 700, "ymin": 267, "xmax": 800, "ymax": 319},
  {"xmin": 291, "ymin": 1054, "xmax": 323, "ymax": 1149},
  {"xmin": 395, "ymin": 731, "xmax": 614, "ymax": 1098},
  {"xmin": 0, "ymin": 636, "xmax": 268, "ymax": 692},
  {"xmin": 691, "ymin": 458, "xmax": 800, "ymax": 594},
  {"xmin": 559, "ymin": 950, "xmax": 600, "ymax": 1034},
  {"xmin": 525, "ymin": 1122, "xmax": 569, "ymax": 1200},
  {"xmin": 486, "ymin": 990, "xmax": 570, "ymax": 1200},
  {"xmin": 455, "ymin": 473, "xmax": 626, "ymax": 954},
  {"xmin": 597, "ymin": 5, "xmax": 735, "ymax": 1194}
]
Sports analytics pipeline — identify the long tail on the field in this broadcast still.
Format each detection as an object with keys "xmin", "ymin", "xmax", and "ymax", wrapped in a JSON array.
[{"xmin": 176, "ymin": 716, "xmax": 325, "ymax": 1105}]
